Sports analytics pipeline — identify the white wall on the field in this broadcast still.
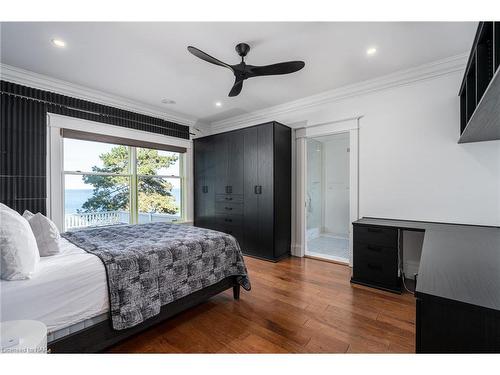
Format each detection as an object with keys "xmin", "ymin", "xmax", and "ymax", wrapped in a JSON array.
[
  {"xmin": 322, "ymin": 135, "xmax": 350, "ymax": 236},
  {"xmin": 236, "ymin": 70, "xmax": 499, "ymax": 227},
  {"xmin": 354, "ymin": 74, "xmax": 499, "ymax": 226}
]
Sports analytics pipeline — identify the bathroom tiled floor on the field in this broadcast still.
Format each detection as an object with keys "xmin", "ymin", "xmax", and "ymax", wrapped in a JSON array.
[{"xmin": 307, "ymin": 234, "xmax": 349, "ymax": 262}]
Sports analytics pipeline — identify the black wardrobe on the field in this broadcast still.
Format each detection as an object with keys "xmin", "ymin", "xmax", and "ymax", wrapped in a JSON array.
[{"xmin": 194, "ymin": 121, "xmax": 291, "ymax": 261}]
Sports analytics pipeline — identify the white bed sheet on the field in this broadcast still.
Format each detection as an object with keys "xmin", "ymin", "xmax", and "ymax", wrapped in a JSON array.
[{"xmin": 0, "ymin": 238, "xmax": 109, "ymax": 333}]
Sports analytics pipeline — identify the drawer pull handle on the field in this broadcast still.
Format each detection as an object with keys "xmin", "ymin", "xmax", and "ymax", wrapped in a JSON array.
[
  {"xmin": 367, "ymin": 263, "xmax": 382, "ymax": 271},
  {"xmin": 224, "ymin": 219, "xmax": 232, "ymax": 222},
  {"xmin": 225, "ymin": 207, "xmax": 233, "ymax": 210},
  {"xmin": 367, "ymin": 228, "xmax": 382, "ymax": 233},
  {"xmin": 367, "ymin": 246, "xmax": 381, "ymax": 252},
  {"xmin": 225, "ymin": 197, "xmax": 233, "ymax": 200}
]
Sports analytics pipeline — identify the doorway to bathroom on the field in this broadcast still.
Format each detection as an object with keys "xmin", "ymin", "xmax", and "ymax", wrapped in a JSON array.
[{"xmin": 306, "ymin": 132, "xmax": 350, "ymax": 263}]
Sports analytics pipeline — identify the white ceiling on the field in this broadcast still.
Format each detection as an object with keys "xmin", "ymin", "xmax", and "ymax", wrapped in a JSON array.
[{"xmin": 1, "ymin": 22, "xmax": 477, "ymax": 125}]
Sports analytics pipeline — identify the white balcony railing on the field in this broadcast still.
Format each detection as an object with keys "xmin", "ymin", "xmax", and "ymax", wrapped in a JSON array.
[
  {"xmin": 65, "ymin": 211, "xmax": 124, "ymax": 230},
  {"xmin": 65, "ymin": 211, "xmax": 181, "ymax": 230}
]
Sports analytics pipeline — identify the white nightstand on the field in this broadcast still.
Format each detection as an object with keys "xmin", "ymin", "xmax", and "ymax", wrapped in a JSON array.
[{"xmin": 0, "ymin": 320, "xmax": 47, "ymax": 353}]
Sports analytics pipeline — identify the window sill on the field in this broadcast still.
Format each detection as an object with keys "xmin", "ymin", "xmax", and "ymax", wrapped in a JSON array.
[{"xmin": 172, "ymin": 220, "xmax": 193, "ymax": 225}]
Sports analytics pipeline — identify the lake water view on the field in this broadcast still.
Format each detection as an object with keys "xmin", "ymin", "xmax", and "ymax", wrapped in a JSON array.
[{"xmin": 65, "ymin": 188, "xmax": 181, "ymax": 214}]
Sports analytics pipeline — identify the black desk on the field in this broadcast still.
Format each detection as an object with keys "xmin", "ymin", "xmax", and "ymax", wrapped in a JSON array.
[{"xmin": 352, "ymin": 217, "xmax": 500, "ymax": 353}]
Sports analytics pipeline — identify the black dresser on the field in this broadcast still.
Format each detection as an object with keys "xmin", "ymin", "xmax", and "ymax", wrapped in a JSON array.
[
  {"xmin": 351, "ymin": 222, "xmax": 403, "ymax": 293},
  {"xmin": 193, "ymin": 121, "xmax": 291, "ymax": 261}
]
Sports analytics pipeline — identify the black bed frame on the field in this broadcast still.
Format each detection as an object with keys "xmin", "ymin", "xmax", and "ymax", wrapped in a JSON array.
[{"xmin": 48, "ymin": 277, "xmax": 241, "ymax": 353}]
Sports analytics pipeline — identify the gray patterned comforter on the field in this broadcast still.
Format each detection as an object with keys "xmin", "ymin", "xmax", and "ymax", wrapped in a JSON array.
[{"xmin": 61, "ymin": 223, "xmax": 250, "ymax": 330}]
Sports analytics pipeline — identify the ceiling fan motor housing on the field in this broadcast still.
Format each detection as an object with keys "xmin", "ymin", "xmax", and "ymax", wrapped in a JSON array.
[{"xmin": 235, "ymin": 43, "xmax": 251, "ymax": 58}]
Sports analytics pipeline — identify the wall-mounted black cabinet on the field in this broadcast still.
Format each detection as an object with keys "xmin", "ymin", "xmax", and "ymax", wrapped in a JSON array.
[
  {"xmin": 194, "ymin": 122, "xmax": 291, "ymax": 262},
  {"xmin": 458, "ymin": 22, "xmax": 500, "ymax": 143}
]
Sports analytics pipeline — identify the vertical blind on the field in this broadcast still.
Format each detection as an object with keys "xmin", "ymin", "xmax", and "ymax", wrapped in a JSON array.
[{"xmin": 0, "ymin": 94, "xmax": 47, "ymax": 214}]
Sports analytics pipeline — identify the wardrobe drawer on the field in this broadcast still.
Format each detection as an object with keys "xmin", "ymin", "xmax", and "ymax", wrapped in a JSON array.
[
  {"xmin": 216, "ymin": 194, "xmax": 243, "ymax": 203},
  {"xmin": 354, "ymin": 225, "xmax": 398, "ymax": 247},
  {"xmin": 215, "ymin": 202, "xmax": 243, "ymax": 215},
  {"xmin": 353, "ymin": 253, "xmax": 399, "ymax": 288},
  {"xmin": 215, "ymin": 214, "xmax": 242, "ymax": 227},
  {"xmin": 354, "ymin": 241, "xmax": 397, "ymax": 260},
  {"xmin": 215, "ymin": 224, "xmax": 243, "ymax": 240}
]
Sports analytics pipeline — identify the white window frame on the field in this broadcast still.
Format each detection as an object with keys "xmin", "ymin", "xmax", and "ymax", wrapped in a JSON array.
[{"xmin": 47, "ymin": 113, "xmax": 193, "ymax": 231}]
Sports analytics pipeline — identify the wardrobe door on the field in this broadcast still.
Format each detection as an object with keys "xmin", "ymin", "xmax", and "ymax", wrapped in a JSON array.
[
  {"xmin": 273, "ymin": 123, "xmax": 292, "ymax": 259},
  {"xmin": 194, "ymin": 137, "xmax": 216, "ymax": 229},
  {"xmin": 243, "ymin": 126, "xmax": 260, "ymax": 257},
  {"xmin": 194, "ymin": 139, "xmax": 206, "ymax": 227},
  {"xmin": 227, "ymin": 130, "xmax": 244, "ymax": 195},
  {"xmin": 257, "ymin": 124, "xmax": 274, "ymax": 257},
  {"xmin": 203, "ymin": 138, "xmax": 216, "ymax": 229},
  {"xmin": 214, "ymin": 133, "xmax": 229, "ymax": 195}
]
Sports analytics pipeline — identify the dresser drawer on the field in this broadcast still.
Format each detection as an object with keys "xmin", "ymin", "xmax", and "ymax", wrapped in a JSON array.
[
  {"xmin": 215, "ymin": 224, "xmax": 242, "ymax": 240},
  {"xmin": 354, "ymin": 225, "xmax": 398, "ymax": 247},
  {"xmin": 354, "ymin": 241, "xmax": 397, "ymax": 260},
  {"xmin": 215, "ymin": 202, "xmax": 243, "ymax": 215},
  {"xmin": 353, "ymin": 252, "xmax": 399, "ymax": 288},
  {"xmin": 215, "ymin": 214, "xmax": 242, "ymax": 227},
  {"xmin": 216, "ymin": 194, "xmax": 243, "ymax": 203}
]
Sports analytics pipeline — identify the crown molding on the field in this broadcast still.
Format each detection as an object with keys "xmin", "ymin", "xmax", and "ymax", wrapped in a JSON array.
[
  {"xmin": 0, "ymin": 63, "xmax": 201, "ymax": 127},
  {"xmin": 210, "ymin": 53, "xmax": 469, "ymax": 132}
]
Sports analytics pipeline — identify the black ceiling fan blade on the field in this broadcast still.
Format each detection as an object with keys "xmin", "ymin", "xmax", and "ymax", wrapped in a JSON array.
[
  {"xmin": 250, "ymin": 61, "xmax": 305, "ymax": 77},
  {"xmin": 228, "ymin": 79, "xmax": 244, "ymax": 97},
  {"xmin": 187, "ymin": 46, "xmax": 233, "ymax": 71}
]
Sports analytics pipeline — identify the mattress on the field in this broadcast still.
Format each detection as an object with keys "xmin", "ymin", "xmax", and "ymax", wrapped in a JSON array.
[{"xmin": 0, "ymin": 238, "xmax": 109, "ymax": 338}]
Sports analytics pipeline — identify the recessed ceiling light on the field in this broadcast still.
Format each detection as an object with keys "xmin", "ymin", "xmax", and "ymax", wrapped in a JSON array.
[
  {"xmin": 51, "ymin": 38, "xmax": 66, "ymax": 48},
  {"xmin": 161, "ymin": 98, "xmax": 176, "ymax": 105},
  {"xmin": 215, "ymin": 101, "xmax": 222, "ymax": 107},
  {"xmin": 366, "ymin": 47, "xmax": 377, "ymax": 56}
]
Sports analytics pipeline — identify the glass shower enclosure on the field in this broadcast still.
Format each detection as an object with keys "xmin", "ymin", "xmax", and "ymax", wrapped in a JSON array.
[{"xmin": 306, "ymin": 133, "xmax": 350, "ymax": 263}]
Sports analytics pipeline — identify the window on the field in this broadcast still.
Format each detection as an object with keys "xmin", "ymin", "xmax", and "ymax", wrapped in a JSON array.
[
  {"xmin": 63, "ymin": 138, "xmax": 183, "ymax": 230},
  {"xmin": 135, "ymin": 148, "xmax": 182, "ymax": 225}
]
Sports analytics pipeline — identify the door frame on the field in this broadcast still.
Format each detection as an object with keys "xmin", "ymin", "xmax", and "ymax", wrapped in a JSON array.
[{"xmin": 294, "ymin": 116, "xmax": 361, "ymax": 266}]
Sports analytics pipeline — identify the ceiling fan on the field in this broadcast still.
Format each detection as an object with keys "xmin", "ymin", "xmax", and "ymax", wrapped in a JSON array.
[{"xmin": 187, "ymin": 43, "xmax": 305, "ymax": 97}]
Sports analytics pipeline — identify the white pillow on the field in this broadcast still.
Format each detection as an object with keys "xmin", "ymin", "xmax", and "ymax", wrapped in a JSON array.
[
  {"xmin": 23, "ymin": 211, "xmax": 61, "ymax": 257},
  {"xmin": 0, "ymin": 204, "xmax": 40, "ymax": 280},
  {"xmin": 22, "ymin": 210, "xmax": 35, "ymax": 220}
]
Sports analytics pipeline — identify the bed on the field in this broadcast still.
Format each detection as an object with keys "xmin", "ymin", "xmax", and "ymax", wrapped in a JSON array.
[{"xmin": 0, "ymin": 223, "xmax": 250, "ymax": 353}]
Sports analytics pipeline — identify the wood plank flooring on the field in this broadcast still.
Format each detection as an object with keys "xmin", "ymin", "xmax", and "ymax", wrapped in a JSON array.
[{"xmin": 108, "ymin": 256, "xmax": 416, "ymax": 353}]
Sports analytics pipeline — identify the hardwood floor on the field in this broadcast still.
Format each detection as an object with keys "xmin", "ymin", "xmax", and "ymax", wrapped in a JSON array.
[{"xmin": 108, "ymin": 256, "xmax": 416, "ymax": 353}]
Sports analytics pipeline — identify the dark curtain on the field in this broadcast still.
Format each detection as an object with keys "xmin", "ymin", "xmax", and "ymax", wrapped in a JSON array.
[
  {"xmin": 0, "ymin": 81, "xmax": 190, "ymax": 215},
  {"xmin": 1, "ymin": 94, "xmax": 47, "ymax": 214}
]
